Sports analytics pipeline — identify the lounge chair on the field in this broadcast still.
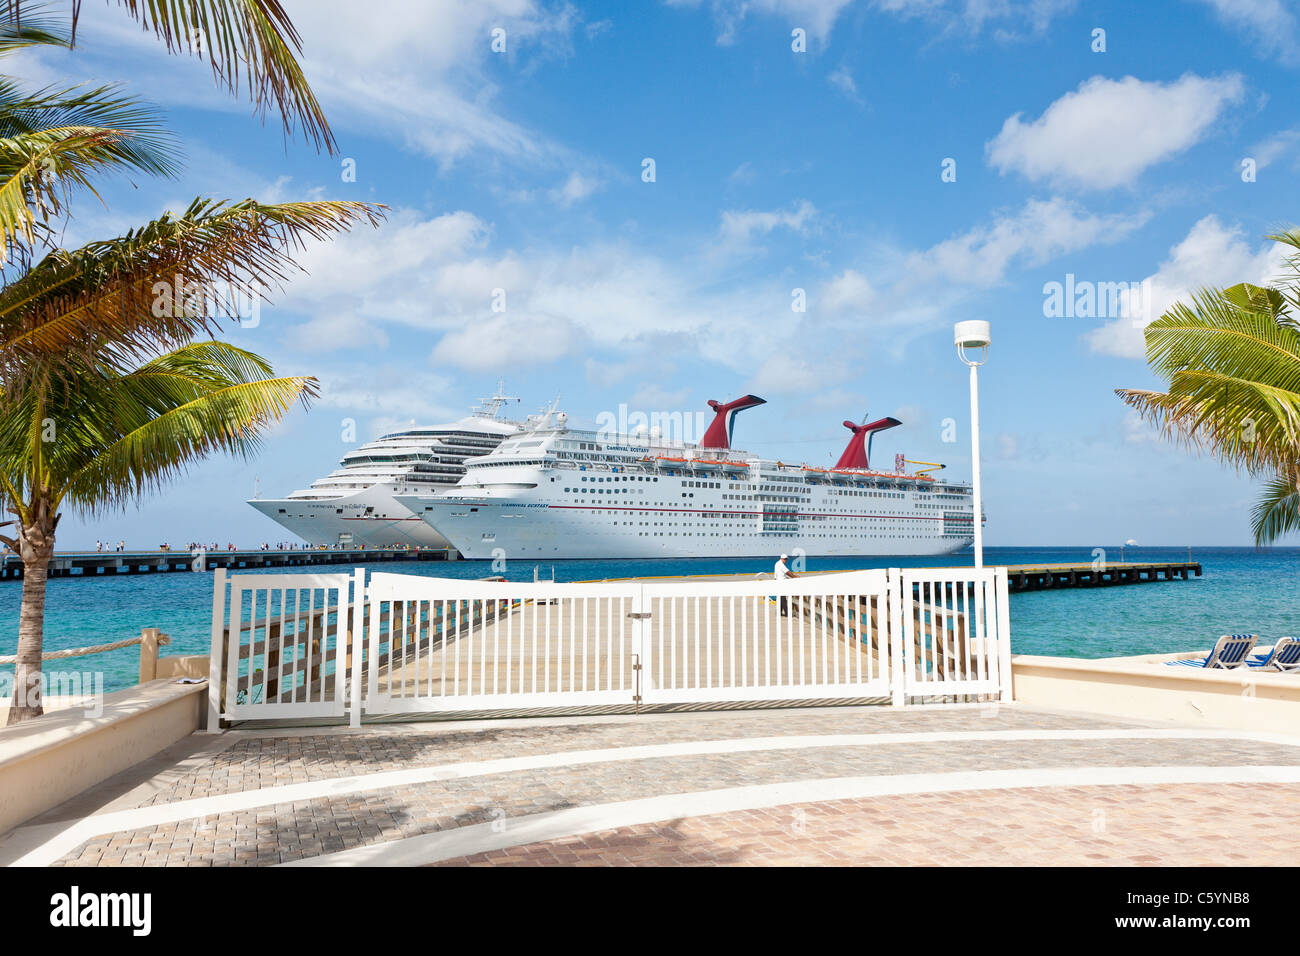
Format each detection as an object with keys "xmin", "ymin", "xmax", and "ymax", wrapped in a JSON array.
[
  {"xmin": 1248, "ymin": 636, "xmax": 1300, "ymax": 672},
  {"xmin": 1166, "ymin": 634, "xmax": 1257, "ymax": 669}
]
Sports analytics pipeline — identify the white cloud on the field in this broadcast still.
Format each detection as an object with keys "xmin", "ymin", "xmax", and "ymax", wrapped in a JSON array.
[
  {"xmin": 874, "ymin": 0, "xmax": 1077, "ymax": 37},
  {"xmin": 674, "ymin": 0, "xmax": 1076, "ymax": 46},
  {"xmin": 987, "ymin": 73, "xmax": 1245, "ymax": 189},
  {"xmin": 24, "ymin": 1, "xmax": 585, "ymax": 168},
  {"xmin": 902, "ymin": 197, "xmax": 1149, "ymax": 289},
  {"xmin": 626, "ymin": 383, "xmax": 694, "ymax": 410},
  {"xmin": 828, "ymin": 65, "xmax": 862, "ymax": 103},
  {"xmin": 549, "ymin": 171, "xmax": 603, "ymax": 205},
  {"xmin": 667, "ymin": 0, "xmax": 855, "ymax": 45},
  {"xmin": 1086, "ymin": 215, "xmax": 1287, "ymax": 359},
  {"xmin": 748, "ymin": 353, "xmax": 850, "ymax": 393},
  {"xmin": 822, "ymin": 269, "xmax": 875, "ymax": 311},
  {"xmin": 1193, "ymin": 0, "xmax": 1300, "ymax": 62},
  {"xmin": 273, "ymin": 206, "xmax": 806, "ymax": 373},
  {"xmin": 431, "ymin": 313, "xmax": 585, "ymax": 370},
  {"xmin": 1249, "ymin": 127, "xmax": 1300, "ymax": 171},
  {"xmin": 718, "ymin": 200, "xmax": 817, "ymax": 245}
]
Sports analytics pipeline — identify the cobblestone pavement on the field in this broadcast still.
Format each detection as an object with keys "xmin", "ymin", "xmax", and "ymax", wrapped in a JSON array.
[
  {"xmin": 137, "ymin": 706, "xmax": 1145, "ymax": 806},
  {"xmin": 8, "ymin": 704, "xmax": 1297, "ymax": 867},
  {"xmin": 433, "ymin": 783, "xmax": 1300, "ymax": 867}
]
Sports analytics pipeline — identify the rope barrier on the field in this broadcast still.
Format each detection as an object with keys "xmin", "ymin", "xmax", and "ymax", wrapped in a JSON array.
[{"xmin": 0, "ymin": 633, "xmax": 170, "ymax": 666}]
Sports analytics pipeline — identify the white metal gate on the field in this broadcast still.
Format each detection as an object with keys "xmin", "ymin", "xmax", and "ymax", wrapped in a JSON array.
[
  {"xmin": 206, "ymin": 568, "xmax": 362, "ymax": 725},
  {"xmin": 360, "ymin": 573, "xmax": 640, "ymax": 714},
  {"xmin": 638, "ymin": 571, "xmax": 892, "ymax": 705},
  {"xmin": 900, "ymin": 566, "xmax": 1012, "ymax": 702},
  {"xmin": 207, "ymin": 566, "xmax": 1012, "ymax": 728}
]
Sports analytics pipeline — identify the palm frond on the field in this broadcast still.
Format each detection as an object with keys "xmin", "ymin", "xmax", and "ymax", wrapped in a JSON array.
[
  {"xmin": 62, "ymin": 370, "xmax": 318, "ymax": 512},
  {"xmin": 0, "ymin": 197, "xmax": 384, "ymax": 376},
  {"xmin": 1251, "ymin": 469, "xmax": 1300, "ymax": 546},
  {"xmin": 39, "ymin": 0, "xmax": 337, "ymax": 153},
  {"xmin": 0, "ymin": 1, "xmax": 68, "ymax": 53},
  {"xmin": 0, "ymin": 79, "xmax": 178, "ymax": 173}
]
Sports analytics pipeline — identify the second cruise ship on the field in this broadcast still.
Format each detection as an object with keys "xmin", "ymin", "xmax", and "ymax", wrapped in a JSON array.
[
  {"xmin": 247, "ymin": 385, "xmax": 526, "ymax": 548},
  {"xmin": 395, "ymin": 395, "xmax": 979, "ymax": 559}
]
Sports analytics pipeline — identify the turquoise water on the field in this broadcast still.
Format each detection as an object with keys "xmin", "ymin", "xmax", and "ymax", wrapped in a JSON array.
[{"xmin": 2, "ymin": 546, "xmax": 1296, "ymax": 692}]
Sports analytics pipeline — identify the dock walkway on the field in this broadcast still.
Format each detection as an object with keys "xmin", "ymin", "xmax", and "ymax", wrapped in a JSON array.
[{"xmin": 0, "ymin": 547, "xmax": 453, "ymax": 580}]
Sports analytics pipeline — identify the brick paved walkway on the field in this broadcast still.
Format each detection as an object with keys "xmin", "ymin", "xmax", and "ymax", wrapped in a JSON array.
[
  {"xmin": 434, "ymin": 783, "xmax": 1300, "ymax": 867},
  {"xmin": 3, "ymin": 704, "xmax": 1297, "ymax": 867}
]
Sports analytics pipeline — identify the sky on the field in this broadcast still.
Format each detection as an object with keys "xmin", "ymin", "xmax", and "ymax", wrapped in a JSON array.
[{"xmin": 12, "ymin": 0, "xmax": 1300, "ymax": 549}]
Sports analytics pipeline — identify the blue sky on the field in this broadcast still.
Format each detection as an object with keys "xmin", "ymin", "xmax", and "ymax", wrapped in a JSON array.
[{"xmin": 14, "ymin": 0, "xmax": 1300, "ymax": 548}]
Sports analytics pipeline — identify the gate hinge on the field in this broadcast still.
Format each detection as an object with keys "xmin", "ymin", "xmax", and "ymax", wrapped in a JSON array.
[{"xmin": 626, "ymin": 612, "xmax": 651, "ymax": 620}]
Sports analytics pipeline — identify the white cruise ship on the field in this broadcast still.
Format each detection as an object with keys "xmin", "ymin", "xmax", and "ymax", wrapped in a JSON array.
[
  {"xmin": 247, "ymin": 386, "xmax": 525, "ymax": 548},
  {"xmin": 394, "ymin": 395, "xmax": 979, "ymax": 559}
]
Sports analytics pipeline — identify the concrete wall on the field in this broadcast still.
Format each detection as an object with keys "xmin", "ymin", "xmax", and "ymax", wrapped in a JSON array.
[
  {"xmin": 0, "ymin": 679, "xmax": 207, "ymax": 836},
  {"xmin": 157, "ymin": 654, "xmax": 210, "ymax": 680},
  {"xmin": 1012, "ymin": 654, "xmax": 1300, "ymax": 731}
]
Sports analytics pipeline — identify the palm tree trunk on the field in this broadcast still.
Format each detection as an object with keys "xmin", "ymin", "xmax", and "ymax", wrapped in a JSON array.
[{"xmin": 8, "ymin": 515, "xmax": 54, "ymax": 725}]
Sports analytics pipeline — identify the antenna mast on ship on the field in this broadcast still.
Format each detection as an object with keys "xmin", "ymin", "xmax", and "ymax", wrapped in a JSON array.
[{"xmin": 474, "ymin": 380, "xmax": 520, "ymax": 419}]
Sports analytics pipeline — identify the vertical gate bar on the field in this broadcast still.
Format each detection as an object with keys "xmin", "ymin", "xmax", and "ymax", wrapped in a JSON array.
[
  {"xmin": 303, "ymin": 586, "xmax": 316, "ymax": 705},
  {"xmin": 707, "ymin": 590, "xmax": 717, "ymax": 686},
  {"xmin": 995, "ymin": 567, "xmax": 1013, "ymax": 702},
  {"xmin": 275, "ymin": 587, "xmax": 288, "ymax": 704},
  {"xmin": 693, "ymin": 597, "xmax": 701, "ymax": 690},
  {"xmin": 819, "ymin": 593, "xmax": 828, "ymax": 686},
  {"xmin": 207, "ymin": 567, "xmax": 228, "ymax": 731},
  {"xmin": 743, "ymin": 590, "xmax": 754, "ymax": 686},
  {"xmin": 365, "ymin": 586, "xmax": 379, "ymax": 708},
  {"xmin": 790, "ymin": 590, "xmax": 800, "ymax": 686},
  {"xmin": 783, "ymin": 586, "xmax": 791, "ymax": 688},
  {"xmin": 890, "ymin": 569, "xmax": 906, "ymax": 706},
  {"xmin": 761, "ymin": 590, "xmax": 770, "ymax": 687},
  {"xmin": 962, "ymin": 580, "xmax": 973, "ymax": 687},
  {"xmin": 545, "ymin": 595, "xmax": 553, "ymax": 694},
  {"xmin": 728, "ymin": 595, "xmax": 736, "ymax": 689},
  {"xmin": 527, "ymin": 597, "xmax": 535, "ymax": 694},
  {"xmin": 289, "ymin": 590, "xmax": 300, "ymax": 704},
  {"xmin": 617, "ymin": 596, "xmax": 625, "ymax": 691},
  {"xmin": 975, "ymin": 579, "xmax": 988, "ymax": 688}
]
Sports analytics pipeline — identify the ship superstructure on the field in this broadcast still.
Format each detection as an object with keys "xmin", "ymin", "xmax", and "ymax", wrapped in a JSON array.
[
  {"xmin": 394, "ymin": 396, "xmax": 979, "ymax": 559},
  {"xmin": 247, "ymin": 385, "xmax": 525, "ymax": 548}
]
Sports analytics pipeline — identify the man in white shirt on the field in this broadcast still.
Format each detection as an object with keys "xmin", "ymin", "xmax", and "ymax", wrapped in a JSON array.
[{"xmin": 774, "ymin": 553, "xmax": 798, "ymax": 617}]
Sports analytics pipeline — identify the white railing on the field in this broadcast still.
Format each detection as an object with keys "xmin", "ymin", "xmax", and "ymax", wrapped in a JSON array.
[
  {"xmin": 206, "ymin": 569, "xmax": 362, "ymax": 729},
  {"xmin": 207, "ymin": 565, "xmax": 1012, "ymax": 728},
  {"xmin": 900, "ymin": 567, "xmax": 1011, "ymax": 702},
  {"xmin": 639, "ymin": 571, "xmax": 891, "ymax": 704}
]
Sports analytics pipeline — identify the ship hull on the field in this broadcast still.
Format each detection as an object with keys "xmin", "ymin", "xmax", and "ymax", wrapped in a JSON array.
[
  {"xmin": 397, "ymin": 497, "xmax": 971, "ymax": 561},
  {"xmin": 249, "ymin": 483, "xmax": 452, "ymax": 549}
]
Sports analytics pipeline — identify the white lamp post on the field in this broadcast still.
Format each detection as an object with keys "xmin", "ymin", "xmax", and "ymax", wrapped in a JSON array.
[{"xmin": 954, "ymin": 320, "xmax": 990, "ymax": 569}]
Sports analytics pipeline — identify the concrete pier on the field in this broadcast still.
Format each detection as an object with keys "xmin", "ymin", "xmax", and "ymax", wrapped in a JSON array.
[
  {"xmin": 1004, "ymin": 561, "xmax": 1201, "ymax": 592},
  {"xmin": 0, "ymin": 547, "xmax": 454, "ymax": 581}
]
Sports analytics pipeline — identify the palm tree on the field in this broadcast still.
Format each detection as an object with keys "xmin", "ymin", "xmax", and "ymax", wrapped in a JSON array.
[
  {"xmin": 0, "ymin": 5, "xmax": 381, "ymax": 722},
  {"xmin": 0, "ymin": 1, "xmax": 335, "ymax": 263},
  {"xmin": 0, "ymin": 198, "xmax": 381, "ymax": 722},
  {"xmin": 1117, "ymin": 229, "xmax": 1300, "ymax": 545}
]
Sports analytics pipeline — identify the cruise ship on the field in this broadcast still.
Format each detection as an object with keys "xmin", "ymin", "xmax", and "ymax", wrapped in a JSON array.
[
  {"xmin": 394, "ymin": 395, "xmax": 979, "ymax": 559},
  {"xmin": 247, "ymin": 386, "xmax": 526, "ymax": 548}
]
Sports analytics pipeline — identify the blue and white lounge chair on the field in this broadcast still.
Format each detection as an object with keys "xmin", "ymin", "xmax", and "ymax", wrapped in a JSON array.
[
  {"xmin": 1248, "ymin": 636, "xmax": 1300, "ymax": 672},
  {"xmin": 1167, "ymin": 634, "xmax": 1257, "ymax": 669}
]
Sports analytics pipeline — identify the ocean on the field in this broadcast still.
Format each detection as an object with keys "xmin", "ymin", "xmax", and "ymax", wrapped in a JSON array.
[{"xmin": 1, "ymin": 546, "xmax": 1296, "ymax": 693}]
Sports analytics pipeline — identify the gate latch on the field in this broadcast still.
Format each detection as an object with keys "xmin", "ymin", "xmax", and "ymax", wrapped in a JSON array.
[{"xmin": 626, "ymin": 612, "xmax": 651, "ymax": 620}]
